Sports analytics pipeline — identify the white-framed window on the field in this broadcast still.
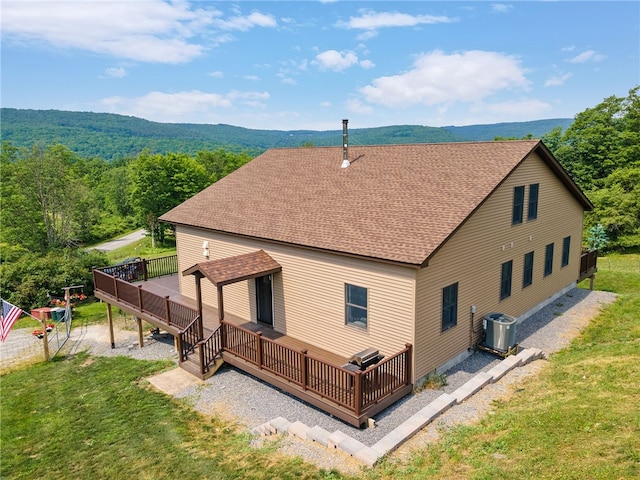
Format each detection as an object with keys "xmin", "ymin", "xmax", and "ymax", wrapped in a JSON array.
[{"xmin": 345, "ymin": 284, "xmax": 367, "ymax": 329}]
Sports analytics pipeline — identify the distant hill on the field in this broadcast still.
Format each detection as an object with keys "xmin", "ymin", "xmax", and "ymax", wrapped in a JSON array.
[
  {"xmin": 442, "ymin": 119, "xmax": 574, "ymax": 141},
  {"xmin": 0, "ymin": 108, "xmax": 573, "ymax": 161}
]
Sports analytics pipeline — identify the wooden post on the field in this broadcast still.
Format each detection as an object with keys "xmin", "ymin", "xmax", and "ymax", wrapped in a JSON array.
[
  {"xmin": 354, "ymin": 370, "xmax": 363, "ymax": 416},
  {"xmin": 176, "ymin": 334, "xmax": 183, "ymax": 362},
  {"xmin": 40, "ymin": 312, "xmax": 50, "ymax": 361},
  {"xmin": 107, "ymin": 303, "xmax": 115, "ymax": 349},
  {"xmin": 301, "ymin": 349, "xmax": 308, "ymax": 390},
  {"xmin": 137, "ymin": 285, "xmax": 144, "ymax": 311},
  {"xmin": 405, "ymin": 343, "xmax": 413, "ymax": 385},
  {"xmin": 136, "ymin": 316, "xmax": 144, "ymax": 348},
  {"xmin": 165, "ymin": 296, "xmax": 171, "ymax": 326},
  {"xmin": 142, "ymin": 259, "xmax": 149, "ymax": 281},
  {"xmin": 217, "ymin": 285, "xmax": 224, "ymax": 322},
  {"xmin": 589, "ymin": 274, "xmax": 595, "ymax": 290},
  {"xmin": 195, "ymin": 275, "xmax": 203, "ymax": 339},
  {"xmin": 256, "ymin": 331, "xmax": 263, "ymax": 368}
]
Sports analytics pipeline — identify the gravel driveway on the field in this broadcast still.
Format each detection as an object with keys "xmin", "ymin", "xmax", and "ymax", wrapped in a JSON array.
[{"xmin": 56, "ymin": 287, "xmax": 616, "ymax": 474}]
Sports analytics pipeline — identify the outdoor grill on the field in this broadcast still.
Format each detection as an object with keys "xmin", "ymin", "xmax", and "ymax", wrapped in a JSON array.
[{"xmin": 348, "ymin": 347, "xmax": 384, "ymax": 370}]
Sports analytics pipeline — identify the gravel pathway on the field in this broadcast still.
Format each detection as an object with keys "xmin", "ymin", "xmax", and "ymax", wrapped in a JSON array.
[{"xmin": 55, "ymin": 287, "xmax": 616, "ymax": 473}]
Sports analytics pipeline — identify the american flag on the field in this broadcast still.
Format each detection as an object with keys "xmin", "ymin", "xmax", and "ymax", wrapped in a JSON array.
[{"xmin": 1, "ymin": 298, "xmax": 23, "ymax": 342}]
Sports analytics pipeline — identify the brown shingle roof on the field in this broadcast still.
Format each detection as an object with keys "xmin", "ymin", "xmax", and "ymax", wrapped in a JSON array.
[
  {"xmin": 182, "ymin": 250, "xmax": 281, "ymax": 286},
  {"xmin": 160, "ymin": 141, "xmax": 590, "ymax": 266}
]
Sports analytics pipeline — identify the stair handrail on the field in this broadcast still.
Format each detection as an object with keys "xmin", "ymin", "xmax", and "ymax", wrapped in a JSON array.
[
  {"xmin": 178, "ymin": 316, "xmax": 201, "ymax": 362},
  {"xmin": 197, "ymin": 325, "xmax": 223, "ymax": 375}
]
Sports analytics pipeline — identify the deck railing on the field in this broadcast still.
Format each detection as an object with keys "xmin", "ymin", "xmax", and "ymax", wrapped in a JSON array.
[
  {"xmin": 93, "ymin": 259, "xmax": 413, "ymax": 423},
  {"xmin": 93, "ymin": 268, "xmax": 197, "ymax": 331},
  {"xmin": 579, "ymin": 249, "xmax": 598, "ymax": 282},
  {"xmin": 96, "ymin": 255, "xmax": 178, "ymax": 283},
  {"xmin": 221, "ymin": 321, "xmax": 412, "ymax": 416}
]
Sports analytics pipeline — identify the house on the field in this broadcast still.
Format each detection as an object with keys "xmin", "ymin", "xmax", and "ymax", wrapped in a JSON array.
[{"xmin": 158, "ymin": 135, "xmax": 593, "ymax": 387}]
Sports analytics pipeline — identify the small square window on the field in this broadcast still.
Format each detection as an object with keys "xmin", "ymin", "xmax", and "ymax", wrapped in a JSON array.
[
  {"xmin": 345, "ymin": 284, "xmax": 367, "ymax": 328},
  {"xmin": 441, "ymin": 282, "xmax": 458, "ymax": 331}
]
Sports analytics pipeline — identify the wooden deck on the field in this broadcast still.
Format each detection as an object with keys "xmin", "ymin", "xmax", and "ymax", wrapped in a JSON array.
[
  {"xmin": 92, "ymin": 259, "xmax": 413, "ymax": 427},
  {"xmin": 136, "ymin": 274, "xmax": 348, "ymax": 365}
]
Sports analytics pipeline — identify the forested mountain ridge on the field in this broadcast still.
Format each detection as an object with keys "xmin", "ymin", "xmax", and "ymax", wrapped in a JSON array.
[{"xmin": 0, "ymin": 108, "xmax": 572, "ymax": 161}]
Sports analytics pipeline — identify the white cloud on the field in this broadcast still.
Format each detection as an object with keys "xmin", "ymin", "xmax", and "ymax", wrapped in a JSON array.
[
  {"xmin": 491, "ymin": 4, "xmax": 513, "ymax": 13},
  {"xmin": 98, "ymin": 89, "xmax": 269, "ymax": 123},
  {"xmin": 337, "ymin": 10, "xmax": 454, "ymax": 30},
  {"xmin": 359, "ymin": 50, "xmax": 530, "ymax": 107},
  {"xmin": 1, "ymin": 0, "xmax": 217, "ymax": 63},
  {"xmin": 214, "ymin": 11, "xmax": 277, "ymax": 31},
  {"xmin": 567, "ymin": 50, "xmax": 605, "ymax": 63},
  {"xmin": 281, "ymin": 78, "xmax": 297, "ymax": 85},
  {"xmin": 243, "ymin": 75, "xmax": 260, "ymax": 81},
  {"xmin": 313, "ymin": 50, "xmax": 359, "ymax": 72},
  {"xmin": 360, "ymin": 59, "xmax": 375, "ymax": 69},
  {"xmin": 319, "ymin": 101, "xmax": 332, "ymax": 107},
  {"xmin": 1, "ymin": 2, "xmax": 277, "ymax": 64},
  {"xmin": 105, "ymin": 67, "xmax": 127, "ymax": 78},
  {"xmin": 207, "ymin": 71, "xmax": 224, "ymax": 78},
  {"xmin": 545, "ymin": 72, "xmax": 572, "ymax": 87},
  {"xmin": 346, "ymin": 98, "xmax": 374, "ymax": 115}
]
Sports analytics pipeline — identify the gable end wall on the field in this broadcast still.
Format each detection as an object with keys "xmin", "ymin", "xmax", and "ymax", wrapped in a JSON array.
[{"xmin": 414, "ymin": 152, "xmax": 585, "ymax": 379}]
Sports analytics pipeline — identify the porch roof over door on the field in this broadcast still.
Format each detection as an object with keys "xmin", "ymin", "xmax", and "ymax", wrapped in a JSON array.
[{"xmin": 182, "ymin": 249, "xmax": 282, "ymax": 287}]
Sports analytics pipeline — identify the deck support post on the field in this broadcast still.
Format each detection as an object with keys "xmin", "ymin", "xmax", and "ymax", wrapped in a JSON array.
[
  {"xmin": 589, "ymin": 274, "xmax": 595, "ymax": 290},
  {"xmin": 195, "ymin": 274, "xmax": 204, "ymax": 339},
  {"xmin": 136, "ymin": 316, "xmax": 144, "ymax": 348},
  {"xmin": 217, "ymin": 285, "xmax": 224, "ymax": 322},
  {"xmin": 107, "ymin": 303, "xmax": 115, "ymax": 349}
]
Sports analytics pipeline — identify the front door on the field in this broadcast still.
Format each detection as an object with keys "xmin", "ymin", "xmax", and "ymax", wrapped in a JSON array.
[{"xmin": 255, "ymin": 274, "xmax": 273, "ymax": 326}]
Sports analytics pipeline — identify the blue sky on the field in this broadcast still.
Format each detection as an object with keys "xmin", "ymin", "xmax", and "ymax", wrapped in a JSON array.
[{"xmin": 2, "ymin": 1, "xmax": 638, "ymax": 130}]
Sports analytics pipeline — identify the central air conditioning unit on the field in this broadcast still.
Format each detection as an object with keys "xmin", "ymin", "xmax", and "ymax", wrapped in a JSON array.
[{"xmin": 483, "ymin": 312, "xmax": 517, "ymax": 352}]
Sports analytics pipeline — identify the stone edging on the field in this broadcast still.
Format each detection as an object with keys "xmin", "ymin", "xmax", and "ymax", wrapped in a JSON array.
[{"xmin": 253, "ymin": 347, "xmax": 545, "ymax": 467}]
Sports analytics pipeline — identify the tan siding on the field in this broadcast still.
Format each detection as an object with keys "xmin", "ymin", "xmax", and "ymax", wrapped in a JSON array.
[
  {"xmin": 414, "ymin": 152, "xmax": 585, "ymax": 379},
  {"xmin": 176, "ymin": 227, "xmax": 416, "ymax": 359}
]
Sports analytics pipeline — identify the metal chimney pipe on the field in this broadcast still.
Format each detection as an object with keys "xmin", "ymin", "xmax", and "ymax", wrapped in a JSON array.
[{"xmin": 341, "ymin": 119, "xmax": 350, "ymax": 168}]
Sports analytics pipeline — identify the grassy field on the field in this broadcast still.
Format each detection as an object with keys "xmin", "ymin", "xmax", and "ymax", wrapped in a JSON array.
[
  {"xmin": 597, "ymin": 252, "xmax": 640, "ymax": 273},
  {"xmin": 105, "ymin": 234, "xmax": 177, "ymax": 264},
  {"xmin": 1, "ymin": 265, "xmax": 638, "ymax": 479}
]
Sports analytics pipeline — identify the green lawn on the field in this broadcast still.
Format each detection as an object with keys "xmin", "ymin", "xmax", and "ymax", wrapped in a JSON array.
[
  {"xmin": 366, "ymin": 269, "xmax": 640, "ymax": 479},
  {"xmin": 2, "ymin": 268, "xmax": 638, "ymax": 479}
]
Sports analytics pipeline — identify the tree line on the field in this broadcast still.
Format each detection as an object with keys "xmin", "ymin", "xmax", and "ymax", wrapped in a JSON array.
[
  {"xmin": 0, "ymin": 146, "xmax": 252, "ymax": 308},
  {"xmin": 0, "ymin": 86, "xmax": 637, "ymax": 309}
]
